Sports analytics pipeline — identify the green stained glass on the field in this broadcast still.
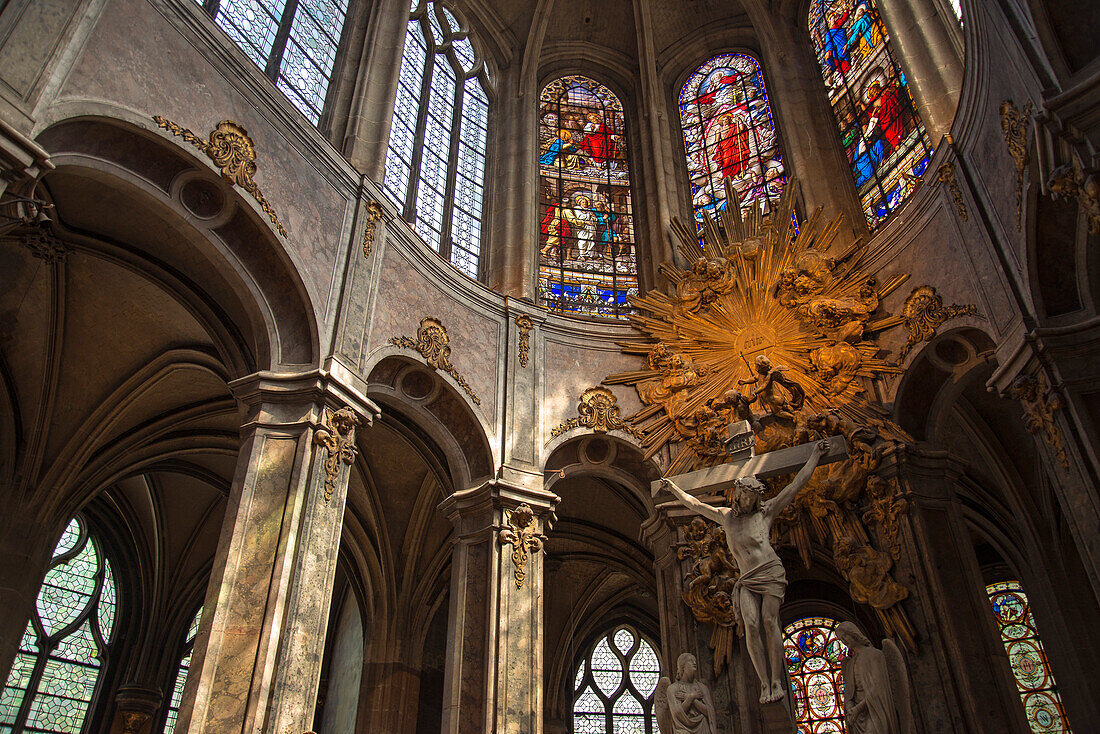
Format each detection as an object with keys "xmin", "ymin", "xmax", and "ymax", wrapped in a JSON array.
[
  {"xmin": 783, "ymin": 617, "xmax": 850, "ymax": 732},
  {"xmin": 162, "ymin": 607, "xmax": 203, "ymax": 733}
]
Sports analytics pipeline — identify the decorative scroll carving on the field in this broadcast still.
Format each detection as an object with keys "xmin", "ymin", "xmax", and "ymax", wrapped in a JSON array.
[
  {"xmin": 1008, "ymin": 372, "xmax": 1069, "ymax": 470},
  {"xmin": 515, "ymin": 313, "xmax": 534, "ymax": 367},
  {"xmin": 999, "ymin": 100, "xmax": 1032, "ymax": 230},
  {"xmin": 499, "ymin": 503, "xmax": 546, "ymax": 588},
  {"xmin": 152, "ymin": 116, "xmax": 287, "ymax": 237},
  {"xmin": 389, "ymin": 317, "xmax": 481, "ymax": 405},
  {"xmin": 21, "ymin": 228, "xmax": 69, "ymax": 263},
  {"xmin": 1048, "ymin": 160, "xmax": 1100, "ymax": 235},
  {"xmin": 121, "ymin": 712, "xmax": 150, "ymax": 734},
  {"xmin": 862, "ymin": 475, "xmax": 908, "ymax": 561},
  {"xmin": 833, "ymin": 535, "xmax": 908, "ymax": 609},
  {"xmin": 938, "ymin": 161, "xmax": 968, "ymax": 221},
  {"xmin": 313, "ymin": 407, "xmax": 361, "ymax": 501},
  {"xmin": 897, "ymin": 285, "xmax": 978, "ymax": 360},
  {"xmin": 362, "ymin": 200, "xmax": 384, "ymax": 257},
  {"xmin": 550, "ymin": 386, "xmax": 643, "ymax": 440}
]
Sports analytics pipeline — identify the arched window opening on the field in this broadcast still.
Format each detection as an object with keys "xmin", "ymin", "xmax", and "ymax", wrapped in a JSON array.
[
  {"xmin": 572, "ymin": 626, "xmax": 660, "ymax": 733},
  {"xmin": 679, "ymin": 53, "xmax": 787, "ymax": 227},
  {"xmin": 0, "ymin": 516, "xmax": 117, "ymax": 734},
  {"xmin": 383, "ymin": 0, "xmax": 489, "ymax": 279},
  {"xmin": 985, "ymin": 581, "xmax": 1072, "ymax": 733},
  {"xmin": 162, "ymin": 607, "xmax": 203, "ymax": 734},
  {"xmin": 193, "ymin": 0, "xmax": 349, "ymax": 124},
  {"xmin": 538, "ymin": 75, "xmax": 637, "ymax": 318},
  {"xmin": 808, "ymin": 0, "xmax": 934, "ymax": 228},
  {"xmin": 783, "ymin": 616, "xmax": 850, "ymax": 733}
]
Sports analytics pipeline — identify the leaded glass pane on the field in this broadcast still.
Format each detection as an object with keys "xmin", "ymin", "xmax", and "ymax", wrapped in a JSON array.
[
  {"xmin": 629, "ymin": 640, "xmax": 660, "ymax": 698},
  {"xmin": 383, "ymin": 21, "xmax": 428, "ymax": 205},
  {"xmin": 214, "ymin": 0, "xmax": 286, "ymax": 68},
  {"xmin": 162, "ymin": 607, "xmax": 203, "ymax": 734},
  {"xmin": 783, "ymin": 617, "xmax": 849, "ymax": 733},
  {"xmin": 986, "ymin": 581, "xmax": 1072, "ymax": 733},
  {"xmin": 277, "ymin": 0, "xmax": 348, "ymax": 123},
  {"xmin": 573, "ymin": 627, "xmax": 660, "ymax": 734},
  {"xmin": 808, "ymin": 0, "xmax": 934, "ymax": 228}
]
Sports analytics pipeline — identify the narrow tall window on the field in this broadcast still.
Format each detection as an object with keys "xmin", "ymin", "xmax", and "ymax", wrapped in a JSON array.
[
  {"xmin": 0, "ymin": 517, "xmax": 117, "ymax": 734},
  {"xmin": 193, "ymin": 0, "xmax": 349, "ymax": 124},
  {"xmin": 538, "ymin": 75, "xmax": 637, "ymax": 318},
  {"xmin": 572, "ymin": 626, "xmax": 661, "ymax": 733},
  {"xmin": 679, "ymin": 53, "xmax": 787, "ymax": 226},
  {"xmin": 383, "ymin": 0, "xmax": 489, "ymax": 279},
  {"xmin": 162, "ymin": 608, "xmax": 203, "ymax": 734},
  {"xmin": 985, "ymin": 581, "xmax": 1072, "ymax": 733},
  {"xmin": 783, "ymin": 616, "xmax": 850, "ymax": 733},
  {"xmin": 808, "ymin": 0, "xmax": 934, "ymax": 228}
]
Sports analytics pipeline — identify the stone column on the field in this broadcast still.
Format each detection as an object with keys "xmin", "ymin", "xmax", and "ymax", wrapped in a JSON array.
[
  {"xmin": 0, "ymin": 514, "xmax": 57, "ymax": 688},
  {"xmin": 876, "ymin": 0, "xmax": 963, "ymax": 142},
  {"xmin": 108, "ymin": 684, "xmax": 162, "ymax": 734},
  {"xmin": 438, "ymin": 476, "xmax": 559, "ymax": 734},
  {"xmin": 176, "ymin": 371, "xmax": 380, "ymax": 734}
]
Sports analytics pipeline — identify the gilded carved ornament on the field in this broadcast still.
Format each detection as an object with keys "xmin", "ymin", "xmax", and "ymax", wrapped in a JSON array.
[
  {"xmin": 120, "ymin": 712, "xmax": 150, "ymax": 734},
  {"xmin": 362, "ymin": 201, "xmax": 384, "ymax": 257},
  {"xmin": 999, "ymin": 99, "xmax": 1032, "ymax": 230},
  {"xmin": 1008, "ymin": 372, "xmax": 1069, "ymax": 470},
  {"xmin": 896, "ymin": 285, "xmax": 979, "ymax": 360},
  {"xmin": 152, "ymin": 116, "xmax": 287, "ymax": 237},
  {"xmin": 515, "ymin": 313, "xmax": 534, "ymax": 367},
  {"xmin": 1048, "ymin": 159, "xmax": 1100, "ymax": 235},
  {"xmin": 498, "ymin": 503, "xmax": 546, "ymax": 588},
  {"xmin": 550, "ymin": 386, "xmax": 643, "ymax": 440},
  {"xmin": 313, "ymin": 407, "xmax": 361, "ymax": 502},
  {"xmin": 389, "ymin": 317, "xmax": 481, "ymax": 405},
  {"xmin": 937, "ymin": 161, "xmax": 968, "ymax": 221}
]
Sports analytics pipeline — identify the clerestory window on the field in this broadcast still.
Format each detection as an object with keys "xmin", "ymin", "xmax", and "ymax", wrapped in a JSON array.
[{"xmin": 572, "ymin": 626, "xmax": 661, "ymax": 733}]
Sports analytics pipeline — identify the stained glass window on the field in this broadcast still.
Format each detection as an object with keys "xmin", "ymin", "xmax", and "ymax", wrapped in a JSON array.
[
  {"xmin": 382, "ymin": 0, "xmax": 488, "ymax": 279},
  {"xmin": 783, "ymin": 616, "xmax": 850, "ymax": 734},
  {"xmin": 808, "ymin": 0, "xmax": 934, "ymax": 228},
  {"xmin": 0, "ymin": 516, "xmax": 117, "ymax": 734},
  {"xmin": 192, "ymin": 0, "xmax": 349, "ymax": 124},
  {"xmin": 572, "ymin": 626, "xmax": 660, "ymax": 733},
  {"xmin": 679, "ymin": 54, "xmax": 786, "ymax": 226},
  {"xmin": 538, "ymin": 76, "xmax": 637, "ymax": 318},
  {"xmin": 985, "ymin": 581, "xmax": 1072, "ymax": 733},
  {"xmin": 162, "ymin": 607, "xmax": 203, "ymax": 734}
]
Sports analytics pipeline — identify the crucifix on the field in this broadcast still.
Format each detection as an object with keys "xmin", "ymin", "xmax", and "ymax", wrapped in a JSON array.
[{"xmin": 652, "ymin": 421, "xmax": 849, "ymax": 715}]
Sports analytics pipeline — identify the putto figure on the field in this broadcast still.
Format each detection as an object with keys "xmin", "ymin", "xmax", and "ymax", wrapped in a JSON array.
[
  {"xmin": 656, "ymin": 439, "xmax": 829, "ymax": 703},
  {"xmin": 655, "ymin": 653, "xmax": 718, "ymax": 734}
]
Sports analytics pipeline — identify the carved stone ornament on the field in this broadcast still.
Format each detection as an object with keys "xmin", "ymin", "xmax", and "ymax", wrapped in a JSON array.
[
  {"xmin": 999, "ymin": 99, "xmax": 1032, "ymax": 230},
  {"xmin": 1008, "ymin": 372, "xmax": 1069, "ymax": 470},
  {"xmin": 313, "ymin": 406, "xmax": 361, "ymax": 501},
  {"xmin": 550, "ymin": 386, "xmax": 643, "ymax": 440},
  {"xmin": 897, "ymin": 285, "xmax": 978, "ymax": 360},
  {"xmin": 121, "ymin": 711, "xmax": 151, "ymax": 734},
  {"xmin": 152, "ymin": 116, "xmax": 287, "ymax": 236},
  {"xmin": 498, "ymin": 503, "xmax": 546, "ymax": 588},
  {"xmin": 362, "ymin": 201, "xmax": 384, "ymax": 257},
  {"xmin": 515, "ymin": 313, "xmax": 534, "ymax": 367},
  {"xmin": 1047, "ymin": 159, "xmax": 1100, "ymax": 235},
  {"xmin": 389, "ymin": 317, "xmax": 481, "ymax": 405},
  {"xmin": 21, "ymin": 227, "xmax": 69, "ymax": 263},
  {"xmin": 937, "ymin": 161, "xmax": 968, "ymax": 221}
]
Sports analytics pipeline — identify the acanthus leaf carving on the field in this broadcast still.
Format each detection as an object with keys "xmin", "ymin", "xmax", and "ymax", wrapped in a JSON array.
[
  {"xmin": 1008, "ymin": 372, "xmax": 1069, "ymax": 470},
  {"xmin": 362, "ymin": 201, "xmax": 384, "ymax": 257},
  {"xmin": 937, "ymin": 160, "xmax": 968, "ymax": 221},
  {"xmin": 898, "ymin": 285, "xmax": 979, "ymax": 360},
  {"xmin": 515, "ymin": 313, "xmax": 534, "ymax": 368},
  {"xmin": 498, "ymin": 503, "xmax": 546, "ymax": 588},
  {"xmin": 999, "ymin": 99, "xmax": 1033, "ymax": 230},
  {"xmin": 550, "ymin": 386, "xmax": 643, "ymax": 440},
  {"xmin": 389, "ymin": 317, "xmax": 481, "ymax": 405},
  {"xmin": 313, "ymin": 406, "xmax": 361, "ymax": 502}
]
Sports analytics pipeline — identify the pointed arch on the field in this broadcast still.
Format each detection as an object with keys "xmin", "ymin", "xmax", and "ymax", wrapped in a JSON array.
[
  {"xmin": 161, "ymin": 607, "xmax": 203, "ymax": 733},
  {"xmin": 782, "ymin": 615, "xmax": 851, "ymax": 732},
  {"xmin": 571, "ymin": 625, "xmax": 661, "ymax": 732}
]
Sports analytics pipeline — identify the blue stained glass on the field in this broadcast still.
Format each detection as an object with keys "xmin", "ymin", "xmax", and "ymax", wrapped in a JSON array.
[{"xmin": 783, "ymin": 617, "xmax": 849, "ymax": 731}]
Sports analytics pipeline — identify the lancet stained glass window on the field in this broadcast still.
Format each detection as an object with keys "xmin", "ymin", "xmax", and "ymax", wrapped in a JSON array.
[
  {"xmin": 808, "ymin": 0, "xmax": 933, "ymax": 228},
  {"xmin": 382, "ymin": 0, "xmax": 489, "ymax": 279},
  {"xmin": 0, "ymin": 516, "xmax": 117, "ymax": 734},
  {"xmin": 192, "ymin": 0, "xmax": 349, "ymax": 124},
  {"xmin": 985, "ymin": 581, "xmax": 1072, "ymax": 733},
  {"xmin": 783, "ymin": 616, "xmax": 850, "ymax": 734},
  {"xmin": 162, "ymin": 607, "xmax": 203, "ymax": 734},
  {"xmin": 539, "ymin": 76, "xmax": 637, "ymax": 318},
  {"xmin": 572, "ymin": 626, "xmax": 660, "ymax": 733},
  {"xmin": 679, "ymin": 54, "xmax": 786, "ymax": 226}
]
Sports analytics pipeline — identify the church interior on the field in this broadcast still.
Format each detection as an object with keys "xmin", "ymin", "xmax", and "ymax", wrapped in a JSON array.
[{"xmin": 1, "ymin": 0, "xmax": 1099, "ymax": 732}]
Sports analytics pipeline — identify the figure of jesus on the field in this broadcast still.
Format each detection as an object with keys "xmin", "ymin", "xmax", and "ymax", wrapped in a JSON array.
[{"xmin": 655, "ymin": 438, "xmax": 830, "ymax": 704}]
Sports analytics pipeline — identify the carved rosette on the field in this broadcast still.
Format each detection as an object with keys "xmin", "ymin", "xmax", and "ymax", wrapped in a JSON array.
[
  {"xmin": 897, "ymin": 285, "xmax": 979, "ymax": 360},
  {"xmin": 1008, "ymin": 372, "xmax": 1069, "ymax": 470},
  {"xmin": 999, "ymin": 99, "xmax": 1032, "ymax": 230},
  {"xmin": 550, "ymin": 386, "xmax": 643, "ymax": 440},
  {"xmin": 362, "ymin": 201, "xmax": 384, "ymax": 257},
  {"xmin": 389, "ymin": 317, "xmax": 481, "ymax": 405},
  {"xmin": 313, "ymin": 407, "xmax": 361, "ymax": 502},
  {"xmin": 152, "ymin": 116, "xmax": 287, "ymax": 236},
  {"xmin": 515, "ymin": 313, "xmax": 534, "ymax": 367},
  {"xmin": 21, "ymin": 228, "xmax": 69, "ymax": 263},
  {"xmin": 937, "ymin": 161, "xmax": 968, "ymax": 221},
  {"xmin": 498, "ymin": 503, "xmax": 546, "ymax": 588}
]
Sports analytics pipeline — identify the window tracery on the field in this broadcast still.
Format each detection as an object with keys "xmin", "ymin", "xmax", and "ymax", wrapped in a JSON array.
[
  {"xmin": 162, "ymin": 607, "xmax": 203, "ymax": 734},
  {"xmin": 193, "ymin": 0, "xmax": 349, "ymax": 124},
  {"xmin": 985, "ymin": 581, "xmax": 1072, "ymax": 733},
  {"xmin": 538, "ymin": 75, "xmax": 637, "ymax": 318},
  {"xmin": 572, "ymin": 626, "xmax": 660, "ymax": 733},
  {"xmin": 679, "ymin": 53, "xmax": 787, "ymax": 226},
  {"xmin": 0, "ymin": 517, "xmax": 117, "ymax": 734},
  {"xmin": 783, "ymin": 616, "xmax": 850, "ymax": 734},
  {"xmin": 383, "ymin": 0, "xmax": 489, "ymax": 279},
  {"xmin": 808, "ymin": 0, "xmax": 934, "ymax": 228}
]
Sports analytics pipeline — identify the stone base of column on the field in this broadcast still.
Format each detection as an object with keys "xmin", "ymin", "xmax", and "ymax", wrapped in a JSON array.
[{"xmin": 109, "ymin": 684, "xmax": 163, "ymax": 734}]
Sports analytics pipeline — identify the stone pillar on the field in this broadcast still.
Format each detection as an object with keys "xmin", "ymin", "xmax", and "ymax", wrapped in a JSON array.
[
  {"xmin": 876, "ymin": 0, "xmax": 963, "ymax": 142},
  {"xmin": 176, "ymin": 371, "xmax": 379, "ymax": 734},
  {"xmin": 0, "ymin": 513, "xmax": 57, "ymax": 688},
  {"xmin": 108, "ymin": 684, "xmax": 162, "ymax": 734},
  {"xmin": 438, "ymin": 476, "xmax": 558, "ymax": 734}
]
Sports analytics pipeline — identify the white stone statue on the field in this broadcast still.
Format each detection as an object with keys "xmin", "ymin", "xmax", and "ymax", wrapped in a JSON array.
[
  {"xmin": 658, "ymin": 439, "xmax": 829, "ymax": 704},
  {"xmin": 834, "ymin": 622, "xmax": 914, "ymax": 734},
  {"xmin": 655, "ymin": 653, "xmax": 718, "ymax": 734}
]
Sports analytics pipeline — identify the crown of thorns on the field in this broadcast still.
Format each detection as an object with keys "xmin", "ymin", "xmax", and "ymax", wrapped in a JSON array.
[{"xmin": 730, "ymin": 476, "xmax": 766, "ymax": 494}]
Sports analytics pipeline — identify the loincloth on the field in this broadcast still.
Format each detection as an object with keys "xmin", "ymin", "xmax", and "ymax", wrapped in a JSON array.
[{"xmin": 731, "ymin": 558, "xmax": 788, "ymax": 635}]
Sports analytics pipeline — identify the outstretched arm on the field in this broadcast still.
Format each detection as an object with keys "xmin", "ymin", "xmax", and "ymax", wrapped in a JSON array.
[
  {"xmin": 655, "ymin": 478, "xmax": 726, "ymax": 525},
  {"xmin": 766, "ymin": 439, "xmax": 829, "ymax": 520}
]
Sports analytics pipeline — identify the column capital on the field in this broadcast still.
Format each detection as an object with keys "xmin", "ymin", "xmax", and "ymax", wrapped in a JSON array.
[
  {"xmin": 111, "ymin": 684, "xmax": 163, "ymax": 734},
  {"xmin": 228, "ymin": 367, "xmax": 381, "ymax": 431},
  {"xmin": 439, "ymin": 477, "xmax": 559, "ymax": 529}
]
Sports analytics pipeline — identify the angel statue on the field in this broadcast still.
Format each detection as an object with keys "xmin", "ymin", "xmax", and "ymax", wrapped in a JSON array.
[
  {"xmin": 834, "ymin": 622, "xmax": 914, "ymax": 734},
  {"xmin": 654, "ymin": 653, "xmax": 718, "ymax": 734}
]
